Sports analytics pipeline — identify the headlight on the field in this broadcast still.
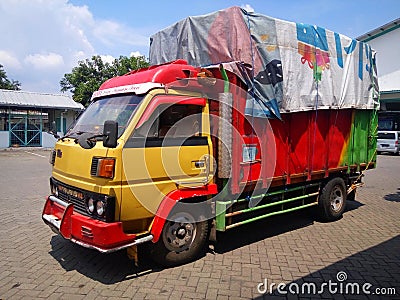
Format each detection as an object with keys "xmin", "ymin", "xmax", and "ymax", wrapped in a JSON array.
[
  {"xmin": 96, "ymin": 201, "xmax": 105, "ymax": 216},
  {"xmin": 87, "ymin": 198, "xmax": 95, "ymax": 214}
]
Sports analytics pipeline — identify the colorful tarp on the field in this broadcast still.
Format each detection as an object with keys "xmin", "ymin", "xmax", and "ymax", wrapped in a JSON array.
[{"xmin": 149, "ymin": 6, "xmax": 379, "ymax": 118}]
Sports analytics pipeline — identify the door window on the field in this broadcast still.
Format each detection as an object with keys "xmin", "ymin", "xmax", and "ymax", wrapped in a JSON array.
[{"xmin": 129, "ymin": 102, "xmax": 204, "ymax": 148}]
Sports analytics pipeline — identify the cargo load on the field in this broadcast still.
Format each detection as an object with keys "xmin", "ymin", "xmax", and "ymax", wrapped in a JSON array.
[{"xmin": 150, "ymin": 6, "xmax": 379, "ymax": 118}]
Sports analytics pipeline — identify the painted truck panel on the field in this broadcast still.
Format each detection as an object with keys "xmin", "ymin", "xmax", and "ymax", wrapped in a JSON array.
[{"xmin": 42, "ymin": 7, "xmax": 378, "ymax": 265}]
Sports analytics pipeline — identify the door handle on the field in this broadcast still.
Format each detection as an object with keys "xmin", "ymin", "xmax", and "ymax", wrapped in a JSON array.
[
  {"xmin": 178, "ymin": 156, "xmax": 212, "ymax": 188},
  {"xmin": 194, "ymin": 161, "xmax": 205, "ymax": 168}
]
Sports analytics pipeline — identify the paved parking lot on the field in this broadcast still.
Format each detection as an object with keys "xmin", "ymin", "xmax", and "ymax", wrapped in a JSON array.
[{"xmin": 0, "ymin": 149, "xmax": 399, "ymax": 299}]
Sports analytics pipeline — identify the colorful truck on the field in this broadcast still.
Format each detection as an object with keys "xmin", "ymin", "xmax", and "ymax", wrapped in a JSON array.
[{"xmin": 42, "ymin": 7, "xmax": 379, "ymax": 266}]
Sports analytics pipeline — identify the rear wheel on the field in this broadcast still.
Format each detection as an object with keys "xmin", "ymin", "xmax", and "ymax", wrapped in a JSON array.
[
  {"xmin": 317, "ymin": 177, "xmax": 347, "ymax": 222},
  {"xmin": 151, "ymin": 210, "xmax": 209, "ymax": 267}
]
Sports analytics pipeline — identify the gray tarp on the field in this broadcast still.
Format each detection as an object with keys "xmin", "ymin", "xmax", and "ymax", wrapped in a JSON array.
[{"xmin": 149, "ymin": 6, "xmax": 378, "ymax": 118}]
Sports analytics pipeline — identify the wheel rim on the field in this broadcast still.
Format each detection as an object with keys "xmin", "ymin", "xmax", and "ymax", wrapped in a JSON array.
[
  {"xmin": 163, "ymin": 212, "xmax": 197, "ymax": 252},
  {"xmin": 330, "ymin": 185, "xmax": 344, "ymax": 212}
]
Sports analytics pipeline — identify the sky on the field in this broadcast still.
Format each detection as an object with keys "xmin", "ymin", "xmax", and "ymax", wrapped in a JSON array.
[{"xmin": 0, "ymin": 0, "xmax": 399, "ymax": 93}]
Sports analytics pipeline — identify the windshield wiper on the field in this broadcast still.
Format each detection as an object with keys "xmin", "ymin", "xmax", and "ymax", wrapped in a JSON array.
[
  {"xmin": 77, "ymin": 132, "xmax": 106, "ymax": 149},
  {"xmin": 60, "ymin": 131, "xmax": 86, "ymax": 142}
]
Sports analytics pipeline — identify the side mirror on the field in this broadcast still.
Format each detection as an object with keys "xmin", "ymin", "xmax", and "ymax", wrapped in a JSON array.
[{"xmin": 103, "ymin": 120, "xmax": 118, "ymax": 148}]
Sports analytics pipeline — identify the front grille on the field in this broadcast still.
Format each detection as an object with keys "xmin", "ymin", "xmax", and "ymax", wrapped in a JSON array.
[
  {"xmin": 50, "ymin": 178, "xmax": 115, "ymax": 222},
  {"xmin": 91, "ymin": 157, "xmax": 99, "ymax": 176},
  {"xmin": 57, "ymin": 186, "xmax": 88, "ymax": 217}
]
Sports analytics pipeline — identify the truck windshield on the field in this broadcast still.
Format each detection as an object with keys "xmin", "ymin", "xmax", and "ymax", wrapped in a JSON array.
[{"xmin": 68, "ymin": 94, "xmax": 143, "ymax": 137}]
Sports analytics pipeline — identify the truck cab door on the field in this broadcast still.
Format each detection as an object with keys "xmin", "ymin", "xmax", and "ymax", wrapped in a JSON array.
[{"xmin": 121, "ymin": 95, "xmax": 213, "ymax": 218}]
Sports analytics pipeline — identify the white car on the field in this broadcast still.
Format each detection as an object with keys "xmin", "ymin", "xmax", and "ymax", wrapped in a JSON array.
[{"xmin": 377, "ymin": 131, "xmax": 400, "ymax": 155}]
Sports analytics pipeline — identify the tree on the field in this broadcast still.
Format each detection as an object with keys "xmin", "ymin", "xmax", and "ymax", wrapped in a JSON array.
[
  {"xmin": 0, "ymin": 64, "xmax": 21, "ymax": 90},
  {"xmin": 60, "ymin": 55, "xmax": 149, "ymax": 107}
]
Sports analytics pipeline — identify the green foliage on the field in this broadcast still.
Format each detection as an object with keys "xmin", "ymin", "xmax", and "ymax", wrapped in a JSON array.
[
  {"xmin": 0, "ymin": 64, "xmax": 21, "ymax": 90},
  {"xmin": 60, "ymin": 55, "xmax": 149, "ymax": 107}
]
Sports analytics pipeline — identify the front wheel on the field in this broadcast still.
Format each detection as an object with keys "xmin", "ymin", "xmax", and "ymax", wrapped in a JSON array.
[
  {"xmin": 317, "ymin": 177, "xmax": 347, "ymax": 222},
  {"xmin": 151, "ymin": 210, "xmax": 209, "ymax": 267}
]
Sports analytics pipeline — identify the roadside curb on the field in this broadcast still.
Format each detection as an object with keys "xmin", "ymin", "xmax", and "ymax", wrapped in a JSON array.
[{"xmin": 0, "ymin": 147, "xmax": 53, "ymax": 152}]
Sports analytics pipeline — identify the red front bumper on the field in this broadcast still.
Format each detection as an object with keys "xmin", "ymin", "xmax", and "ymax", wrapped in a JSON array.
[{"xmin": 42, "ymin": 196, "xmax": 153, "ymax": 253}]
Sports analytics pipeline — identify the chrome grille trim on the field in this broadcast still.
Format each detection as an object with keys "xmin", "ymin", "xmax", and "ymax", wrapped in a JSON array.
[{"xmin": 50, "ymin": 178, "xmax": 115, "ymax": 222}]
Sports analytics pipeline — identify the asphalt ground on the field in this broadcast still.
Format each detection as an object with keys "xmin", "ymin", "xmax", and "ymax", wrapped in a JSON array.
[{"xmin": 0, "ymin": 149, "xmax": 399, "ymax": 299}]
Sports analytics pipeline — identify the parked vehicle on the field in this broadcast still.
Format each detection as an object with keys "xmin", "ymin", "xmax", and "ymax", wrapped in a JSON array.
[
  {"xmin": 377, "ymin": 131, "xmax": 400, "ymax": 155},
  {"xmin": 42, "ymin": 7, "xmax": 378, "ymax": 266}
]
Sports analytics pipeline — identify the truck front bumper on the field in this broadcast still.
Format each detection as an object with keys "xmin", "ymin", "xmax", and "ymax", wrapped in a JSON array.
[{"xmin": 42, "ymin": 195, "xmax": 153, "ymax": 253}]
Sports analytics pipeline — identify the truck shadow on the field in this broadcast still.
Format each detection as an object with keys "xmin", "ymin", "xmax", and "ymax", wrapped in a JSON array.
[
  {"xmin": 213, "ymin": 209, "xmax": 315, "ymax": 254},
  {"xmin": 49, "ymin": 235, "xmax": 162, "ymax": 284},
  {"xmin": 214, "ymin": 200, "xmax": 364, "ymax": 254},
  {"xmin": 345, "ymin": 199, "xmax": 364, "ymax": 211},
  {"xmin": 253, "ymin": 235, "xmax": 400, "ymax": 299},
  {"xmin": 48, "ymin": 200, "xmax": 365, "ymax": 284}
]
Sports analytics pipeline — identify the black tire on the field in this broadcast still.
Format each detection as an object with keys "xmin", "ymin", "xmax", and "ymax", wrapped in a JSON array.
[
  {"xmin": 151, "ymin": 210, "xmax": 209, "ymax": 267},
  {"xmin": 317, "ymin": 177, "xmax": 347, "ymax": 222}
]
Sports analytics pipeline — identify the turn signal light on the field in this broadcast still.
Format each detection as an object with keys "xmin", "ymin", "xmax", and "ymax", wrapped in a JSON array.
[{"xmin": 96, "ymin": 158, "xmax": 115, "ymax": 179}]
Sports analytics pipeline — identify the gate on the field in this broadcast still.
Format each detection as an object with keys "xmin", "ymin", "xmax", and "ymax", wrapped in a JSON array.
[{"xmin": 9, "ymin": 113, "xmax": 42, "ymax": 147}]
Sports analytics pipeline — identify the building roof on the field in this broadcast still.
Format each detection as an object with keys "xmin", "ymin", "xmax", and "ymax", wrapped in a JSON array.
[
  {"xmin": 357, "ymin": 18, "xmax": 400, "ymax": 42},
  {"xmin": 0, "ymin": 89, "xmax": 84, "ymax": 110}
]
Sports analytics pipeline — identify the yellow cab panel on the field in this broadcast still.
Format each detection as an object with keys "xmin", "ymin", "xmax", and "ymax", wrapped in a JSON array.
[{"xmin": 120, "ymin": 90, "xmax": 213, "ymax": 231}]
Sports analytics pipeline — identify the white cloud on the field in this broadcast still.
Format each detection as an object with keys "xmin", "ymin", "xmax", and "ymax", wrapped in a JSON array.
[
  {"xmin": 25, "ymin": 52, "xmax": 64, "ymax": 70},
  {"xmin": 130, "ymin": 51, "xmax": 143, "ymax": 58},
  {"xmin": 0, "ymin": 50, "xmax": 22, "ymax": 70},
  {"xmin": 93, "ymin": 20, "xmax": 149, "ymax": 48},
  {"xmin": 241, "ymin": 4, "xmax": 255, "ymax": 13},
  {"xmin": 100, "ymin": 55, "xmax": 115, "ymax": 64},
  {"xmin": 0, "ymin": 0, "xmax": 149, "ymax": 93},
  {"xmin": 73, "ymin": 51, "xmax": 87, "ymax": 63}
]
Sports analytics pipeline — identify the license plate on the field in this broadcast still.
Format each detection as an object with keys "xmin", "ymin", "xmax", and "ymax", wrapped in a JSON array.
[{"xmin": 381, "ymin": 144, "xmax": 389, "ymax": 147}]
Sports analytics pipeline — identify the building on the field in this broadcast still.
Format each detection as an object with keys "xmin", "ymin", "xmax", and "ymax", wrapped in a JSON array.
[
  {"xmin": 358, "ymin": 18, "xmax": 400, "ymax": 130},
  {"xmin": 0, "ymin": 89, "xmax": 84, "ymax": 148}
]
